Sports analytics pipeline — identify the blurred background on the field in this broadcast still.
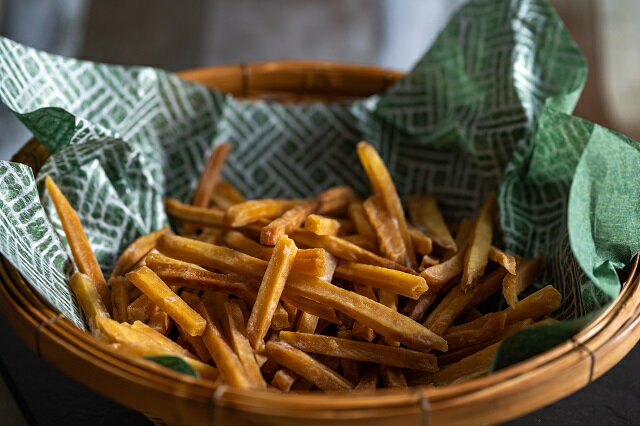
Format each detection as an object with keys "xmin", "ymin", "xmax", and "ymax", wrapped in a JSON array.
[{"xmin": 0, "ymin": 0, "xmax": 638, "ymax": 160}]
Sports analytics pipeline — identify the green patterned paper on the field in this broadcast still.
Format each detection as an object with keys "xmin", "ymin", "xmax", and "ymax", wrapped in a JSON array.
[{"xmin": 0, "ymin": 0, "xmax": 638, "ymax": 364}]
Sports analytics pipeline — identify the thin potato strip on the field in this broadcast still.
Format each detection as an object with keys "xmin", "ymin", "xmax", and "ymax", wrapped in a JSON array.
[
  {"xmin": 110, "ymin": 227, "xmax": 170, "ymax": 279},
  {"xmin": 377, "ymin": 290, "xmax": 400, "ymax": 347},
  {"xmin": 443, "ymin": 311, "xmax": 507, "ymax": 351},
  {"xmin": 504, "ymin": 285, "xmax": 562, "ymax": 325},
  {"xmin": 222, "ymin": 301, "xmax": 267, "ymax": 388},
  {"xmin": 165, "ymin": 198, "xmax": 226, "ymax": 227},
  {"xmin": 178, "ymin": 292, "xmax": 211, "ymax": 362},
  {"xmin": 291, "ymin": 231, "xmax": 413, "ymax": 273},
  {"xmin": 224, "ymin": 231, "xmax": 271, "ymax": 259},
  {"xmin": 424, "ymin": 269, "xmax": 507, "ymax": 335},
  {"xmin": 461, "ymin": 193, "xmax": 497, "ymax": 289},
  {"xmin": 315, "ymin": 186, "xmax": 356, "ymax": 215},
  {"xmin": 347, "ymin": 201, "xmax": 377, "ymax": 241},
  {"xmin": 126, "ymin": 266, "xmax": 206, "ymax": 336},
  {"xmin": 357, "ymin": 142, "xmax": 415, "ymax": 268},
  {"xmin": 246, "ymin": 236, "xmax": 298, "ymax": 349},
  {"xmin": 408, "ymin": 195, "xmax": 456, "ymax": 251},
  {"xmin": 148, "ymin": 311, "xmax": 171, "ymax": 335},
  {"xmin": 127, "ymin": 294, "xmax": 157, "ymax": 323},
  {"xmin": 502, "ymin": 256, "xmax": 545, "ymax": 307},
  {"xmin": 192, "ymin": 143, "xmax": 231, "ymax": 207},
  {"xmin": 305, "ymin": 214, "xmax": 341, "ymax": 236},
  {"xmin": 279, "ymin": 332, "xmax": 438, "ymax": 372},
  {"xmin": 45, "ymin": 176, "xmax": 110, "ymax": 307},
  {"xmin": 418, "ymin": 342, "xmax": 501, "ymax": 386},
  {"xmin": 109, "ymin": 276, "xmax": 130, "ymax": 323},
  {"xmin": 70, "ymin": 272, "xmax": 109, "ymax": 333},
  {"xmin": 296, "ymin": 312, "xmax": 320, "ymax": 334},
  {"xmin": 409, "ymin": 227, "xmax": 433, "ymax": 256},
  {"xmin": 282, "ymin": 293, "xmax": 340, "ymax": 324},
  {"xmin": 418, "ymin": 254, "xmax": 440, "ymax": 271},
  {"xmin": 488, "ymin": 246, "xmax": 517, "ymax": 275},
  {"xmin": 363, "ymin": 194, "xmax": 406, "ymax": 264},
  {"xmin": 225, "ymin": 199, "xmax": 302, "ymax": 227},
  {"xmin": 458, "ymin": 307, "xmax": 483, "ymax": 323},
  {"xmin": 336, "ymin": 329, "xmax": 361, "ymax": 385},
  {"xmin": 380, "ymin": 366, "xmax": 407, "ymax": 388},
  {"xmin": 157, "ymin": 235, "xmax": 447, "ymax": 351},
  {"xmin": 403, "ymin": 291, "xmax": 439, "ymax": 323},
  {"xmin": 335, "ymin": 261, "xmax": 427, "ymax": 299},
  {"xmin": 261, "ymin": 200, "xmax": 318, "ymax": 245},
  {"xmin": 351, "ymin": 284, "xmax": 377, "ymax": 342},
  {"xmin": 211, "ymin": 180, "xmax": 245, "ymax": 209},
  {"xmin": 342, "ymin": 234, "xmax": 378, "ymax": 252},
  {"xmin": 196, "ymin": 302, "xmax": 252, "ymax": 388},
  {"xmin": 272, "ymin": 369, "xmax": 299, "ymax": 392},
  {"xmin": 356, "ymin": 366, "xmax": 379, "ymax": 390},
  {"xmin": 420, "ymin": 219, "xmax": 472, "ymax": 288},
  {"xmin": 265, "ymin": 341, "xmax": 353, "ymax": 391}
]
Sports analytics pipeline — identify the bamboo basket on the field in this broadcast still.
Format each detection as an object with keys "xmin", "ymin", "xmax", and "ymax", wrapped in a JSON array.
[{"xmin": 2, "ymin": 62, "xmax": 640, "ymax": 426}]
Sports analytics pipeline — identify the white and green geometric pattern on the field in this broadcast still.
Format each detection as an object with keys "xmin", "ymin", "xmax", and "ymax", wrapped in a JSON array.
[{"xmin": 0, "ymin": 0, "xmax": 638, "ymax": 356}]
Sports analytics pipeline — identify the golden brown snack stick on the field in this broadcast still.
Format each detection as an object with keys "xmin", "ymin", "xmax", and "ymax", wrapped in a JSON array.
[
  {"xmin": 70, "ymin": 272, "xmax": 110, "ymax": 333},
  {"xmin": 374, "ymin": 289, "xmax": 399, "ymax": 347},
  {"xmin": 458, "ymin": 307, "xmax": 483, "ymax": 323},
  {"xmin": 335, "ymin": 261, "xmax": 427, "ymax": 299},
  {"xmin": 223, "ymin": 230, "xmax": 271, "ymax": 258},
  {"xmin": 355, "ymin": 365, "xmax": 379, "ymax": 390},
  {"xmin": 409, "ymin": 227, "xmax": 433, "ymax": 256},
  {"xmin": 418, "ymin": 254, "xmax": 440, "ymax": 271},
  {"xmin": 192, "ymin": 143, "xmax": 231, "ymax": 208},
  {"xmin": 279, "ymin": 331, "xmax": 438, "ymax": 372},
  {"xmin": 127, "ymin": 294, "xmax": 157, "ymax": 323},
  {"xmin": 351, "ymin": 284, "xmax": 377, "ymax": 342},
  {"xmin": 112, "ymin": 342, "xmax": 218, "ymax": 381},
  {"xmin": 296, "ymin": 312, "xmax": 319, "ymax": 334},
  {"xmin": 211, "ymin": 180, "xmax": 245, "ymax": 209},
  {"xmin": 489, "ymin": 246, "xmax": 517, "ymax": 275},
  {"xmin": 165, "ymin": 198, "xmax": 226, "ymax": 227},
  {"xmin": 341, "ymin": 234, "xmax": 378, "ymax": 252},
  {"xmin": 424, "ymin": 268, "xmax": 507, "ymax": 335},
  {"xmin": 438, "ymin": 319, "xmax": 533, "ymax": 365},
  {"xmin": 291, "ymin": 231, "xmax": 413, "ymax": 273},
  {"xmin": 109, "ymin": 276, "xmax": 130, "ymax": 323},
  {"xmin": 197, "ymin": 227, "xmax": 224, "ymax": 244},
  {"xmin": 148, "ymin": 311, "xmax": 171, "ymax": 335},
  {"xmin": 196, "ymin": 302, "xmax": 252, "ymax": 388},
  {"xmin": 504, "ymin": 285, "xmax": 561, "ymax": 325},
  {"xmin": 282, "ymin": 301, "xmax": 299, "ymax": 326},
  {"xmin": 222, "ymin": 301, "xmax": 267, "ymax": 388},
  {"xmin": 130, "ymin": 321, "xmax": 192, "ymax": 356},
  {"xmin": 246, "ymin": 236, "xmax": 298, "ymax": 349},
  {"xmin": 443, "ymin": 311, "xmax": 507, "ymax": 351},
  {"xmin": 126, "ymin": 266, "xmax": 206, "ymax": 336},
  {"xmin": 261, "ymin": 200, "xmax": 318, "ymax": 246},
  {"xmin": 304, "ymin": 214, "xmax": 342, "ymax": 236},
  {"xmin": 282, "ymin": 293, "xmax": 340, "ymax": 325},
  {"xmin": 109, "ymin": 227, "xmax": 170, "ymax": 279},
  {"xmin": 408, "ymin": 195, "xmax": 457, "ymax": 251},
  {"xmin": 419, "ymin": 252, "xmax": 465, "ymax": 290},
  {"xmin": 357, "ymin": 142, "xmax": 415, "ymax": 268},
  {"xmin": 380, "ymin": 366, "xmax": 407, "ymax": 388},
  {"xmin": 347, "ymin": 201, "xmax": 377, "ymax": 241},
  {"xmin": 421, "ymin": 342, "xmax": 501, "ymax": 386},
  {"xmin": 403, "ymin": 291, "xmax": 439, "ymax": 323},
  {"xmin": 271, "ymin": 368, "xmax": 298, "ymax": 392},
  {"xmin": 265, "ymin": 341, "xmax": 353, "ymax": 391},
  {"xmin": 176, "ymin": 292, "xmax": 211, "ymax": 362},
  {"xmin": 502, "ymin": 256, "xmax": 545, "ymax": 307},
  {"xmin": 157, "ymin": 235, "xmax": 448, "ymax": 351},
  {"xmin": 315, "ymin": 186, "xmax": 356, "ymax": 215},
  {"xmin": 363, "ymin": 194, "xmax": 406, "ymax": 264},
  {"xmin": 461, "ymin": 193, "xmax": 497, "ymax": 289},
  {"xmin": 45, "ymin": 176, "xmax": 110, "ymax": 308},
  {"xmin": 225, "ymin": 199, "xmax": 302, "ymax": 227},
  {"xmin": 336, "ymin": 329, "xmax": 361, "ymax": 385}
]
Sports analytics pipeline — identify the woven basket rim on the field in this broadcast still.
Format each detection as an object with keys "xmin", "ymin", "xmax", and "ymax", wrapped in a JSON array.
[{"xmin": 2, "ymin": 61, "xmax": 640, "ymax": 425}]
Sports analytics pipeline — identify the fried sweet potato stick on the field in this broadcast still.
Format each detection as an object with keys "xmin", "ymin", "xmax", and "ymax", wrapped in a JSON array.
[
  {"xmin": 351, "ymin": 284, "xmax": 377, "ymax": 342},
  {"xmin": 165, "ymin": 198, "xmax": 226, "ymax": 227},
  {"xmin": 70, "ymin": 272, "xmax": 110, "ymax": 333},
  {"xmin": 380, "ymin": 366, "xmax": 407, "ymax": 388},
  {"xmin": 272, "ymin": 368, "xmax": 299, "ymax": 392},
  {"xmin": 279, "ymin": 332, "xmax": 438, "ymax": 372},
  {"xmin": 304, "ymin": 214, "xmax": 342, "ymax": 236},
  {"xmin": 409, "ymin": 227, "xmax": 433, "ymax": 256},
  {"xmin": 461, "ymin": 193, "xmax": 497, "ymax": 289},
  {"xmin": 291, "ymin": 231, "xmax": 413, "ymax": 273},
  {"xmin": 357, "ymin": 142, "xmax": 415, "ymax": 267},
  {"xmin": 504, "ymin": 285, "xmax": 561, "ymax": 325},
  {"xmin": 126, "ymin": 266, "xmax": 206, "ymax": 336},
  {"xmin": 177, "ymin": 292, "xmax": 211, "ymax": 362},
  {"xmin": 246, "ymin": 236, "xmax": 298, "ymax": 349},
  {"xmin": 127, "ymin": 294, "xmax": 157, "ymax": 323},
  {"xmin": 418, "ymin": 342, "xmax": 501, "ymax": 386},
  {"xmin": 341, "ymin": 235, "xmax": 378, "ymax": 252},
  {"xmin": 211, "ymin": 180, "xmax": 245, "ymax": 209},
  {"xmin": 109, "ymin": 276, "xmax": 130, "ymax": 323},
  {"xmin": 225, "ymin": 199, "xmax": 302, "ymax": 227},
  {"xmin": 261, "ymin": 200, "xmax": 318, "ymax": 246},
  {"xmin": 196, "ymin": 302, "xmax": 252, "ymax": 388},
  {"xmin": 403, "ymin": 291, "xmax": 440, "ymax": 323},
  {"xmin": 192, "ymin": 143, "xmax": 231, "ymax": 207},
  {"xmin": 443, "ymin": 311, "xmax": 507, "ymax": 351},
  {"xmin": 222, "ymin": 301, "xmax": 266, "ymax": 388},
  {"xmin": 335, "ymin": 261, "xmax": 427, "ymax": 299},
  {"xmin": 157, "ymin": 235, "xmax": 447, "ymax": 351},
  {"xmin": 109, "ymin": 227, "xmax": 170, "ymax": 279},
  {"xmin": 45, "ymin": 176, "xmax": 110, "ymax": 307},
  {"xmin": 363, "ymin": 194, "xmax": 406, "ymax": 264},
  {"xmin": 148, "ymin": 311, "xmax": 171, "ymax": 335},
  {"xmin": 502, "ymin": 256, "xmax": 545, "ymax": 307},
  {"xmin": 315, "ymin": 186, "xmax": 355, "ymax": 215},
  {"xmin": 347, "ymin": 201, "xmax": 377, "ymax": 241},
  {"xmin": 265, "ymin": 341, "xmax": 353, "ymax": 391},
  {"xmin": 424, "ymin": 269, "xmax": 507, "ymax": 335},
  {"xmin": 355, "ymin": 365, "xmax": 379, "ymax": 390},
  {"xmin": 296, "ymin": 312, "xmax": 320, "ymax": 334},
  {"xmin": 489, "ymin": 246, "xmax": 517, "ymax": 275},
  {"xmin": 335, "ymin": 329, "xmax": 361, "ymax": 385},
  {"xmin": 418, "ymin": 254, "xmax": 440, "ymax": 271},
  {"xmin": 408, "ymin": 195, "xmax": 456, "ymax": 251}
]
